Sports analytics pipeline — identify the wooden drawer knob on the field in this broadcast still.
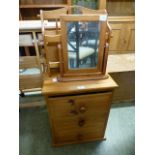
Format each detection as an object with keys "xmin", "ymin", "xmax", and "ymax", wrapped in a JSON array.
[
  {"xmin": 79, "ymin": 106, "xmax": 86, "ymax": 113},
  {"xmin": 68, "ymin": 99, "xmax": 75, "ymax": 105},
  {"xmin": 78, "ymin": 119, "xmax": 85, "ymax": 127}
]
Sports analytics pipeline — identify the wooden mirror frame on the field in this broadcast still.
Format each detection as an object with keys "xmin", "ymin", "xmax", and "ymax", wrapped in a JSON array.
[{"xmin": 58, "ymin": 13, "xmax": 109, "ymax": 81}]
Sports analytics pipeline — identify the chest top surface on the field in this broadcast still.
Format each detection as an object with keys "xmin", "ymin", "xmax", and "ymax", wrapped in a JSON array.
[{"xmin": 42, "ymin": 73, "xmax": 118, "ymax": 96}]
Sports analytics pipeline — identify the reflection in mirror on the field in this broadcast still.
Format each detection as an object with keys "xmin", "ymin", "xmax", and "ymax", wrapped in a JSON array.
[{"xmin": 67, "ymin": 21, "xmax": 100, "ymax": 69}]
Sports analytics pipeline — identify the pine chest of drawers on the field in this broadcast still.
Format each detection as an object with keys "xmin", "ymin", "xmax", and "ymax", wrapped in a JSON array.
[{"xmin": 42, "ymin": 74, "xmax": 118, "ymax": 146}]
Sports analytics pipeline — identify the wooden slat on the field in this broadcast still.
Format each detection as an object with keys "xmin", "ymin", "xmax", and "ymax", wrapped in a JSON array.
[
  {"xmin": 41, "ymin": 8, "xmax": 68, "ymax": 20},
  {"xmin": 98, "ymin": 0, "xmax": 106, "ymax": 9},
  {"xmin": 67, "ymin": 0, "xmax": 72, "ymax": 6},
  {"xmin": 108, "ymin": 16, "xmax": 135, "ymax": 22},
  {"xmin": 32, "ymin": 31, "xmax": 42, "ymax": 72},
  {"xmin": 19, "ymin": 101, "xmax": 45, "ymax": 108},
  {"xmin": 21, "ymin": 88, "xmax": 41, "ymax": 92},
  {"xmin": 44, "ymin": 30, "xmax": 61, "ymax": 35},
  {"xmin": 81, "ymin": 7, "xmax": 106, "ymax": 14},
  {"xmin": 49, "ymin": 62, "xmax": 60, "ymax": 68},
  {"xmin": 19, "ymin": 74, "xmax": 42, "ymax": 90},
  {"xmin": 19, "ymin": 56, "xmax": 39, "ymax": 69},
  {"xmin": 44, "ymin": 34, "xmax": 61, "ymax": 44},
  {"xmin": 20, "ymin": 4, "xmax": 68, "ymax": 9}
]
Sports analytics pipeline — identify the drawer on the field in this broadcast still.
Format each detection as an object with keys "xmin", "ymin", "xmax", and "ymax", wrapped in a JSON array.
[
  {"xmin": 53, "ymin": 115, "xmax": 106, "ymax": 131},
  {"xmin": 19, "ymin": 34, "xmax": 33, "ymax": 46},
  {"xmin": 55, "ymin": 124, "xmax": 104, "ymax": 144},
  {"xmin": 48, "ymin": 92, "xmax": 112, "ymax": 119}
]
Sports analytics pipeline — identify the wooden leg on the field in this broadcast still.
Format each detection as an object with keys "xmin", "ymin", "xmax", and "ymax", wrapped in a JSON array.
[
  {"xmin": 47, "ymin": 65, "xmax": 52, "ymax": 77},
  {"xmin": 24, "ymin": 47, "xmax": 30, "ymax": 56}
]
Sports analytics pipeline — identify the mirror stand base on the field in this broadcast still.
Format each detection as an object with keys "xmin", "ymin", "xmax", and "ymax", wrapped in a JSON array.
[{"xmin": 57, "ymin": 74, "xmax": 109, "ymax": 82}]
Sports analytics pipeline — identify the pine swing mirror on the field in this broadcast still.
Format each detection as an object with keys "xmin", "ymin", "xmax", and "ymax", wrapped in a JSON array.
[{"xmin": 58, "ymin": 12, "xmax": 110, "ymax": 81}]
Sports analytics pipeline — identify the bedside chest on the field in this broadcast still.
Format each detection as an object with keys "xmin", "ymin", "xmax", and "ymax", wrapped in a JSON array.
[{"xmin": 42, "ymin": 74, "xmax": 118, "ymax": 146}]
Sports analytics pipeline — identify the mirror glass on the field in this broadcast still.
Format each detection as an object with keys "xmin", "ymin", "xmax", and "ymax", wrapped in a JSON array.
[{"xmin": 67, "ymin": 21, "xmax": 100, "ymax": 69}]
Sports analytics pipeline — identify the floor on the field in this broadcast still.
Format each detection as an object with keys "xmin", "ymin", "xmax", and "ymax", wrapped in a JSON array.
[{"xmin": 19, "ymin": 94, "xmax": 135, "ymax": 155}]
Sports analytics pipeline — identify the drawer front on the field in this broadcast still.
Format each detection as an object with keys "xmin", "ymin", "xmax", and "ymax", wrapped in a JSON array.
[
  {"xmin": 19, "ymin": 34, "xmax": 33, "ymax": 46},
  {"xmin": 48, "ymin": 92, "xmax": 112, "ymax": 119},
  {"xmin": 53, "ymin": 115, "xmax": 106, "ymax": 131},
  {"xmin": 55, "ymin": 125, "xmax": 105, "ymax": 144}
]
